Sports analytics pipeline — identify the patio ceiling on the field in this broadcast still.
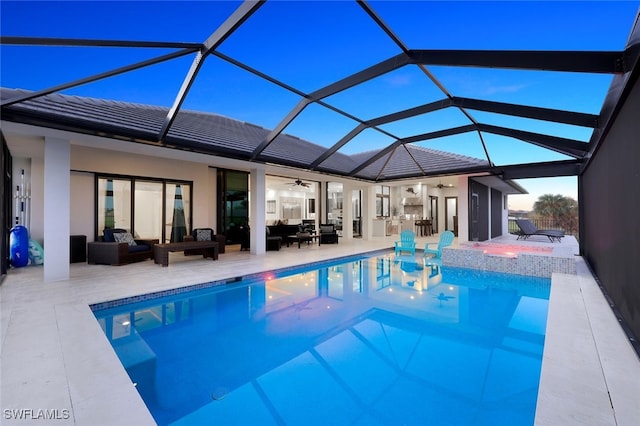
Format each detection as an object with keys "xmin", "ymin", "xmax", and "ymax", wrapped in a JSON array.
[{"xmin": 1, "ymin": 1, "xmax": 639, "ymax": 183}]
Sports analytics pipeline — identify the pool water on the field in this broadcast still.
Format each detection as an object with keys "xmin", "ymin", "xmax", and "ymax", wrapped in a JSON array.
[{"xmin": 93, "ymin": 252, "xmax": 551, "ymax": 425}]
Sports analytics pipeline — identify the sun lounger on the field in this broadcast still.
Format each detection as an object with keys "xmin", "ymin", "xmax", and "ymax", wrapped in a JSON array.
[{"xmin": 515, "ymin": 219, "xmax": 565, "ymax": 242}]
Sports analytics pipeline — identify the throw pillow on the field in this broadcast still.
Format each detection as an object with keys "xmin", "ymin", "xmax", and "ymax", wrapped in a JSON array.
[
  {"xmin": 195, "ymin": 229, "xmax": 212, "ymax": 241},
  {"xmin": 113, "ymin": 232, "xmax": 137, "ymax": 246}
]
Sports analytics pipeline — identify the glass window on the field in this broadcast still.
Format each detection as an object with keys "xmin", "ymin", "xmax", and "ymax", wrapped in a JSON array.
[
  {"xmin": 97, "ymin": 177, "xmax": 131, "ymax": 232},
  {"xmin": 376, "ymin": 185, "xmax": 390, "ymax": 217},
  {"xmin": 135, "ymin": 180, "xmax": 162, "ymax": 240},
  {"xmin": 166, "ymin": 183, "xmax": 191, "ymax": 243},
  {"xmin": 326, "ymin": 182, "xmax": 343, "ymax": 231}
]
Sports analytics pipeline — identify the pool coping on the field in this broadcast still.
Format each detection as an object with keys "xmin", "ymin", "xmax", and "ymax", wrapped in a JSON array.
[{"xmin": 534, "ymin": 257, "xmax": 640, "ymax": 425}]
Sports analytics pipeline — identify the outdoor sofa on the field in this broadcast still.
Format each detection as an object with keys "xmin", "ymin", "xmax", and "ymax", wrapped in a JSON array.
[
  {"xmin": 267, "ymin": 224, "xmax": 304, "ymax": 247},
  {"xmin": 88, "ymin": 228, "xmax": 158, "ymax": 265}
]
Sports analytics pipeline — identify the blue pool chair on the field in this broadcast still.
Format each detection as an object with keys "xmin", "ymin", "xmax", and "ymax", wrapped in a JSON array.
[
  {"xmin": 424, "ymin": 230, "xmax": 455, "ymax": 259},
  {"xmin": 394, "ymin": 230, "xmax": 416, "ymax": 256}
]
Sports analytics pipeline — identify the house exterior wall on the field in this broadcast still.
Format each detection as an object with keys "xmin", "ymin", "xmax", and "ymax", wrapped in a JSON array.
[
  {"xmin": 28, "ymin": 157, "xmax": 44, "ymax": 243},
  {"xmin": 70, "ymin": 171, "xmax": 94, "ymax": 242},
  {"xmin": 580, "ymin": 68, "xmax": 640, "ymax": 349},
  {"xmin": 70, "ymin": 145, "xmax": 215, "ymax": 241},
  {"xmin": 467, "ymin": 177, "xmax": 513, "ymax": 242}
]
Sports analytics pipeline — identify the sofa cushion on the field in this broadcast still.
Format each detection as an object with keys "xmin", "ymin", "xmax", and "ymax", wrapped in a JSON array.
[
  {"xmin": 128, "ymin": 244, "xmax": 150, "ymax": 253},
  {"xmin": 114, "ymin": 232, "xmax": 137, "ymax": 246},
  {"xmin": 103, "ymin": 228, "xmax": 128, "ymax": 243}
]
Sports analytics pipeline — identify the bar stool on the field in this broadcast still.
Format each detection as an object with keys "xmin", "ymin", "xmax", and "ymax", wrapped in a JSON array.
[{"xmin": 424, "ymin": 219, "xmax": 433, "ymax": 236}]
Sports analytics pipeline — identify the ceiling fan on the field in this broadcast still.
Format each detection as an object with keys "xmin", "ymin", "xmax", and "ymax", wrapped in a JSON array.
[
  {"xmin": 436, "ymin": 180, "xmax": 452, "ymax": 189},
  {"xmin": 289, "ymin": 178, "xmax": 310, "ymax": 188}
]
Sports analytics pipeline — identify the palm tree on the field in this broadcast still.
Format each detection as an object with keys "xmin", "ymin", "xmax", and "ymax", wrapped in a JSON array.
[{"xmin": 532, "ymin": 194, "xmax": 578, "ymax": 234}]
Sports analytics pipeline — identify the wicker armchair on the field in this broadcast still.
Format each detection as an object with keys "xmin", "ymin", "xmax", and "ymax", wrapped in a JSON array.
[
  {"xmin": 184, "ymin": 228, "xmax": 226, "ymax": 254},
  {"xmin": 319, "ymin": 224, "xmax": 339, "ymax": 244}
]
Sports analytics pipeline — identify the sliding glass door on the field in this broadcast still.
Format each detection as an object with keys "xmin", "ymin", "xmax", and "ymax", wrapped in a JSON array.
[
  {"xmin": 134, "ymin": 181, "xmax": 162, "ymax": 240},
  {"xmin": 217, "ymin": 169, "xmax": 248, "ymax": 244},
  {"xmin": 96, "ymin": 176, "xmax": 191, "ymax": 242}
]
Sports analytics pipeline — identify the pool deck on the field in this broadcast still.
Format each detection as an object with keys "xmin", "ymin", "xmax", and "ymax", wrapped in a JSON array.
[{"xmin": 1, "ymin": 234, "xmax": 639, "ymax": 425}]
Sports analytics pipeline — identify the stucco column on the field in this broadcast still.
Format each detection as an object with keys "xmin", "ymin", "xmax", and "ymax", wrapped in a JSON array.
[
  {"xmin": 361, "ymin": 185, "xmax": 376, "ymax": 240},
  {"xmin": 342, "ymin": 183, "xmax": 353, "ymax": 240},
  {"xmin": 249, "ymin": 168, "xmax": 266, "ymax": 254},
  {"xmin": 44, "ymin": 136, "xmax": 70, "ymax": 281}
]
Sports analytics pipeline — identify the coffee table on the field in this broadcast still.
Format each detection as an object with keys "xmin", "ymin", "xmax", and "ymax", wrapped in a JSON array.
[
  {"xmin": 154, "ymin": 241, "xmax": 218, "ymax": 267},
  {"xmin": 286, "ymin": 233, "xmax": 320, "ymax": 248}
]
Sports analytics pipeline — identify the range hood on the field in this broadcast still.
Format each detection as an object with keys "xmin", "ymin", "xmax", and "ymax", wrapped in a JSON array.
[{"xmin": 402, "ymin": 197, "xmax": 423, "ymax": 206}]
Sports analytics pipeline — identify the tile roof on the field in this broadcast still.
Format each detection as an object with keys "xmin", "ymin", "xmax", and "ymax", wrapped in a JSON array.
[{"xmin": 1, "ymin": 87, "xmax": 490, "ymax": 181}]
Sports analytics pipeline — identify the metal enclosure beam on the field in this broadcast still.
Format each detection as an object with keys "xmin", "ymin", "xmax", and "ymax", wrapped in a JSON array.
[
  {"xmin": 1, "ymin": 49, "xmax": 197, "ymax": 107},
  {"xmin": 452, "ymin": 97, "xmax": 599, "ymax": 128},
  {"xmin": 0, "ymin": 36, "xmax": 201, "ymax": 49},
  {"xmin": 477, "ymin": 124, "xmax": 589, "ymax": 158},
  {"xmin": 308, "ymin": 99, "xmax": 454, "ymax": 169},
  {"xmin": 308, "ymin": 53, "xmax": 410, "ymax": 100},
  {"xmin": 309, "ymin": 124, "xmax": 368, "ymax": 169},
  {"xmin": 158, "ymin": 0, "xmax": 265, "ymax": 141},
  {"xmin": 495, "ymin": 160, "xmax": 583, "ymax": 179},
  {"xmin": 250, "ymin": 53, "xmax": 410, "ymax": 160},
  {"xmin": 582, "ymin": 17, "xmax": 640, "ymax": 172},
  {"xmin": 367, "ymin": 99, "xmax": 453, "ymax": 127},
  {"xmin": 408, "ymin": 49, "xmax": 625, "ymax": 73},
  {"xmin": 250, "ymin": 98, "xmax": 311, "ymax": 160},
  {"xmin": 348, "ymin": 125, "xmax": 477, "ymax": 176}
]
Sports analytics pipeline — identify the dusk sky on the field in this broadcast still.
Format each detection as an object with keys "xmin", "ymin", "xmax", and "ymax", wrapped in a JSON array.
[{"xmin": 2, "ymin": 1, "xmax": 638, "ymax": 210}]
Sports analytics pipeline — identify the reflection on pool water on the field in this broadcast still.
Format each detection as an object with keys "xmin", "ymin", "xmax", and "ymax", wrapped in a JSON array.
[{"xmin": 93, "ymin": 252, "xmax": 550, "ymax": 426}]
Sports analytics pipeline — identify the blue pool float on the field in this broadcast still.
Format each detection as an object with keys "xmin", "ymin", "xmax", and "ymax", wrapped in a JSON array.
[{"xmin": 9, "ymin": 225, "xmax": 29, "ymax": 267}]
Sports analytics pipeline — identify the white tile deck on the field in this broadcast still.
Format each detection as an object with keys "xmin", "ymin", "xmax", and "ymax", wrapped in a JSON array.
[{"xmin": 1, "ymin": 235, "xmax": 638, "ymax": 425}]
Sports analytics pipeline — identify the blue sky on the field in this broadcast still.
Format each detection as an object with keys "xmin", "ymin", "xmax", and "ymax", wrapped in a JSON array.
[{"xmin": 1, "ymin": 1, "xmax": 639, "ymax": 210}]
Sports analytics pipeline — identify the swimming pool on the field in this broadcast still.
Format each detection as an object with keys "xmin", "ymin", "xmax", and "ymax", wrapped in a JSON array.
[{"xmin": 93, "ymin": 252, "xmax": 550, "ymax": 425}]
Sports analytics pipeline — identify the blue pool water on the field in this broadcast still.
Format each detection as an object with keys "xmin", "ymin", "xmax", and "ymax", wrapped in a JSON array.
[{"xmin": 93, "ymin": 252, "xmax": 551, "ymax": 425}]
